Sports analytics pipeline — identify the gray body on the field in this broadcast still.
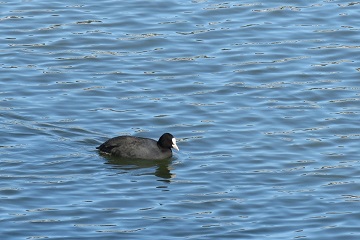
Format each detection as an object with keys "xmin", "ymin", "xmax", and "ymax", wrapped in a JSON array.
[{"xmin": 97, "ymin": 136, "xmax": 172, "ymax": 160}]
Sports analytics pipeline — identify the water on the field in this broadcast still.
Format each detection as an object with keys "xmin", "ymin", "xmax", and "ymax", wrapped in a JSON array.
[{"xmin": 1, "ymin": 0, "xmax": 359, "ymax": 239}]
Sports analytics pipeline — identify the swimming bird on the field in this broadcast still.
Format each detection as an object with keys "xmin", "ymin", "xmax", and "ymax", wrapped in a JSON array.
[{"xmin": 97, "ymin": 133, "xmax": 179, "ymax": 160}]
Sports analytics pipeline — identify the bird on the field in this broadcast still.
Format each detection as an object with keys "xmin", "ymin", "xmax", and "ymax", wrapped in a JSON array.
[{"xmin": 97, "ymin": 133, "xmax": 179, "ymax": 160}]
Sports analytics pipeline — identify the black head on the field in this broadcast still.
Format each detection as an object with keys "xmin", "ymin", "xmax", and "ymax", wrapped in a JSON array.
[{"xmin": 157, "ymin": 133, "xmax": 179, "ymax": 151}]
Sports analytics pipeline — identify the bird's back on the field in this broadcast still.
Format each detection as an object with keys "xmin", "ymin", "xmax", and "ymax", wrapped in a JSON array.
[{"xmin": 97, "ymin": 136, "xmax": 172, "ymax": 160}]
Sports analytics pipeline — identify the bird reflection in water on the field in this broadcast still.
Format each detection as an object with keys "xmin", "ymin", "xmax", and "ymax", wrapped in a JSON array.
[{"xmin": 103, "ymin": 155, "xmax": 176, "ymax": 182}]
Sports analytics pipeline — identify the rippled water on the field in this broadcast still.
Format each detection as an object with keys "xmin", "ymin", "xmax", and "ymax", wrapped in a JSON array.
[{"xmin": 1, "ymin": 1, "xmax": 359, "ymax": 239}]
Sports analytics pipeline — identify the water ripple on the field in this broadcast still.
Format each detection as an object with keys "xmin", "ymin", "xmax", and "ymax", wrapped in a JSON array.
[{"xmin": 1, "ymin": 0, "xmax": 359, "ymax": 239}]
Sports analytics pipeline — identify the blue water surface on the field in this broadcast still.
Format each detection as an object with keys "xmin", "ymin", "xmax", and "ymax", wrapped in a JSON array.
[{"xmin": 1, "ymin": 0, "xmax": 359, "ymax": 239}]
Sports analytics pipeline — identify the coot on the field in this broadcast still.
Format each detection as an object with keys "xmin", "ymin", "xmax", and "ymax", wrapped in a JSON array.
[{"xmin": 97, "ymin": 133, "xmax": 179, "ymax": 160}]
